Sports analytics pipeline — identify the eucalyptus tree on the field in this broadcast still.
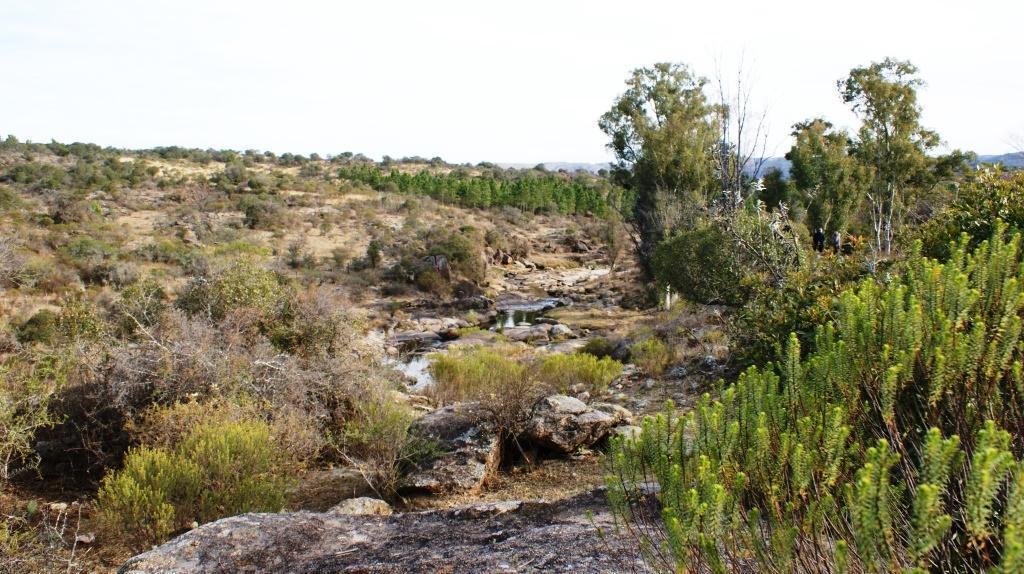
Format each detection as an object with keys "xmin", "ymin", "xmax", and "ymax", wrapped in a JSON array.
[
  {"xmin": 786, "ymin": 118, "xmax": 872, "ymax": 235},
  {"xmin": 599, "ymin": 63, "xmax": 719, "ymax": 271},
  {"xmin": 840, "ymin": 58, "xmax": 939, "ymax": 255}
]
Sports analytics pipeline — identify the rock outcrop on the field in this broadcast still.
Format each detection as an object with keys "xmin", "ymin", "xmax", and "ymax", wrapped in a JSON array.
[
  {"xmin": 522, "ymin": 395, "xmax": 633, "ymax": 454},
  {"xmin": 119, "ymin": 489, "xmax": 639, "ymax": 574},
  {"xmin": 328, "ymin": 497, "xmax": 393, "ymax": 516},
  {"xmin": 401, "ymin": 402, "xmax": 500, "ymax": 494}
]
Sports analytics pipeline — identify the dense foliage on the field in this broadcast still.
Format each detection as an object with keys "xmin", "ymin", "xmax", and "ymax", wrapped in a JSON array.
[
  {"xmin": 98, "ymin": 419, "xmax": 291, "ymax": 544},
  {"xmin": 608, "ymin": 227, "xmax": 1024, "ymax": 572}
]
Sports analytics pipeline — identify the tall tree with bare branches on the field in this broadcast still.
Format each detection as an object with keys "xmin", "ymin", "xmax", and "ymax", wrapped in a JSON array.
[{"xmin": 712, "ymin": 57, "xmax": 771, "ymax": 209}]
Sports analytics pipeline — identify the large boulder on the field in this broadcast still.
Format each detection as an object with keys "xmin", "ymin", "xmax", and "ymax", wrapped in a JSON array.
[
  {"xmin": 522, "ymin": 395, "xmax": 632, "ymax": 454},
  {"xmin": 503, "ymin": 325, "xmax": 551, "ymax": 343},
  {"xmin": 119, "ymin": 489, "xmax": 637, "ymax": 574},
  {"xmin": 401, "ymin": 403, "xmax": 500, "ymax": 494},
  {"xmin": 388, "ymin": 330, "xmax": 442, "ymax": 352},
  {"xmin": 550, "ymin": 323, "xmax": 573, "ymax": 340}
]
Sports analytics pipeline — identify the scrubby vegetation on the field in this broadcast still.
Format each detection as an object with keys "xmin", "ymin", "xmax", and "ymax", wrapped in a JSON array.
[
  {"xmin": 595, "ymin": 56, "xmax": 1023, "ymax": 572},
  {"xmin": 0, "ymin": 48, "xmax": 1020, "ymax": 573},
  {"xmin": 608, "ymin": 227, "xmax": 1024, "ymax": 572}
]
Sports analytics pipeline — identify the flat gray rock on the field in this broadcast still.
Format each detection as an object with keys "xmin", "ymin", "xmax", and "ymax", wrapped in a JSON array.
[{"xmin": 119, "ymin": 489, "xmax": 641, "ymax": 574}]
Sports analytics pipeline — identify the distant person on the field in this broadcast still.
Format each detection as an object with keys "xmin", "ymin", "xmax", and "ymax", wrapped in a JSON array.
[
  {"xmin": 812, "ymin": 228, "xmax": 825, "ymax": 252},
  {"xmin": 832, "ymin": 230, "xmax": 842, "ymax": 255}
]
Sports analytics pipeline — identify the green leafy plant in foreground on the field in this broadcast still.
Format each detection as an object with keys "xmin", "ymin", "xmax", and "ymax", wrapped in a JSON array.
[
  {"xmin": 98, "ymin": 419, "xmax": 290, "ymax": 545},
  {"xmin": 608, "ymin": 225, "xmax": 1024, "ymax": 572}
]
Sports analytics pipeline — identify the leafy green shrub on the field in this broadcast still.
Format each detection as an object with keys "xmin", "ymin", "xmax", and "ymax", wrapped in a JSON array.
[
  {"xmin": 98, "ymin": 419, "xmax": 290, "ymax": 546},
  {"xmin": 535, "ymin": 353, "xmax": 623, "ymax": 393},
  {"xmin": 266, "ymin": 287, "xmax": 347, "ymax": 358},
  {"xmin": 427, "ymin": 227, "xmax": 486, "ymax": 284},
  {"xmin": 15, "ymin": 310, "xmax": 58, "ymax": 345},
  {"xmin": 55, "ymin": 296, "xmax": 104, "ymax": 341},
  {"xmin": 580, "ymin": 337, "xmax": 617, "ymax": 359},
  {"xmin": 608, "ymin": 226, "xmax": 1024, "ymax": 573},
  {"xmin": 239, "ymin": 195, "xmax": 291, "ymax": 230},
  {"xmin": 177, "ymin": 258, "xmax": 282, "ymax": 320},
  {"xmin": 414, "ymin": 268, "xmax": 449, "ymax": 296},
  {"xmin": 59, "ymin": 237, "xmax": 121, "ymax": 284},
  {"xmin": 334, "ymin": 398, "xmax": 433, "ymax": 497},
  {"xmin": 629, "ymin": 337, "xmax": 672, "ymax": 376},
  {"xmin": 731, "ymin": 253, "xmax": 869, "ymax": 366},
  {"xmin": 652, "ymin": 223, "xmax": 745, "ymax": 305},
  {"xmin": 134, "ymin": 239, "xmax": 197, "ymax": 267},
  {"xmin": 116, "ymin": 279, "xmax": 168, "ymax": 335},
  {"xmin": 97, "ymin": 447, "xmax": 200, "ymax": 543},
  {"xmin": 915, "ymin": 168, "xmax": 1024, "ymax": 260},
  {"xmin": 0, "ymin": 353, "xmax": 62, "ymax": 483}
]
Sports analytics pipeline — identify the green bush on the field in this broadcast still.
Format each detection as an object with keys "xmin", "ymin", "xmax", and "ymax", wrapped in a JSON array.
[
  {"xmin": 414, "ymin": 268, "xmax": 449, "ymax": 296},
  {"xmin": 178, "ymin": 258, "xmax": 282, "ymax": 320},
  {"xmin": 915, "ymin": 168, "xmax": 1024, "ymax": 260},
  {"xmin": 428, "ymin": 345, "xmax": 543, "ymax": 439},
  {"xmin": 428, "ymin": 346, "xmax": 527, "ymax": 405},
  {"xmin": 580, "ymin": 337, "xmax": 617, "ymax": 359},
  {"xmin": 97, "ymin": 448, "xmax": 200, "ymax": 543},
  {"xmin": 652, "ymin": 223, "xmax": 745, "ymax": 305},
  {"xmin": 60, "ymin": 237, "xmax": 121, "ymax": 284},
  {"xmin": 334, "ymin": 398, "xmax": 433, "ymax": 497},
  {"xmin": 608, "ymin": 226, "xmax": 1024, "ymax": 572},
  {"xmin": 629, "ymin": 337, "xmax": 672, "ymax": 376},
  {"xmin": 15, "ymin": 310, "xmax": 58, "ymax": 345},
  {"xmin": 116, "ymin": 279, "xmax": 168, "ymax": 335},
  {"xmin": 0, "ymin": 352, "xmax": 62, "ymax": 483},
  {"xmin": 731, "ymin": 253, "xmax": 869, "ymax": 366},
  {"xmin": 98, "ymin": 419, "xmax": 290, "ymax": 546},
  {"xmin": 535, "ymin": 353, "xmax": 623, "ymax": 393}
]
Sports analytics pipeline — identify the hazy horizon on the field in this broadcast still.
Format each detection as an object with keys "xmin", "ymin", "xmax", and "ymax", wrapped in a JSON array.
[{"xmin": 2, "ymin": 0, "xmax": 1022, "ymax": 164}]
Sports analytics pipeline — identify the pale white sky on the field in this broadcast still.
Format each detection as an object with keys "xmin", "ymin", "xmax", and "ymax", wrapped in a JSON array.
[{"xmin": 1, "ymin": 0, "xmax": 1021, "ymax": 164}]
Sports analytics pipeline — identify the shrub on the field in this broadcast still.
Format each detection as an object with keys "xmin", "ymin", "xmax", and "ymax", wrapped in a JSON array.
[
  {"xmin": 96, "ymin": 447, "xmax": 200, "ymax": 543},
  {"xmin": 652, "ymin": 223, "xmax": 745, "ymax": 305},
  {"xmin": 0, "ymin": 353, "xmax": 61, "ymax": 483},
  {"xmin": 414, "ymin": 268, "xmax": 449, "ymax": 296},
  {"xmin": 429, "ymin": 346, "xmax": 542, "ymax": 439},
  {"xmin": 116, "ymin": 279, "xmax": 168, "ymax": 335},
  {"xmin": 0, "ymin": 236, "xmax": 26, "ymax": 288},
  {"xmin": 15, "ymin": 310, "xmax": 58, "ymax": 345},
  {"xmin": 177, "ymin": 258, "xmax": 282, "ymax": 320},
  {"xmin": 731, "ymin": 253, "xmax": 869, "ymax": 366},
  {"xmin": 334, "ymin": 398, "xmax": 432, "ymax": 497},
  {"xmin": 428, "ymin": 227, "xmax": 486, "ymax": 284},
  {"xmin": 134, "ymin": 239, "xmax": 197, "ymax": 268},
  {"xmin": 98, "ymin": 419, "xmax": 290, "ymax": 546},
  {"xmin": 266, "ymin": 286, "xmax": 349, "ymax": 358},
  {"xmin": 608, "ymin": 226, "xmax": 1024, "ymax": 573},
  {"xmin": 580, "ymin": 337, "xmax": 617, "ymax": 359},
  {"xmin": 535, "ymin": 353, "xmax": 623, "ymax": 394},
  {"xmin": 60, "ymin": 237, "xmax": 120, "ymax": 285},
  {"xmin": 239, "ymin": 195, "xmax": 290, "ymax": 230},
  {"xmin": 628, "ymin": 337, "xmax": 672, "ymax": 376},
  {"xmin": 915, "ymin": 168, "xmax": 1024, "ymax": 260},
  {"xmin": 55, "ymin": 296, "xmax": 104, "ymax": 341},
  {"xmin": 429, "ymin": 346, "xmax": 527, "ymax": 405}
]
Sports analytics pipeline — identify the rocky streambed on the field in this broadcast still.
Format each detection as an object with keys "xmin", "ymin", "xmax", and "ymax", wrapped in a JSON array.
[{"xmin": 120, "ymin": 256, "xmax": 671, "ymax": 572}]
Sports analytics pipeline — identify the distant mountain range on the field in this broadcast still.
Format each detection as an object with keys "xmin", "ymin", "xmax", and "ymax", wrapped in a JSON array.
[{"xmin": 503, "ymin": 152, "xmax": 1023, "ymax": 178}]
